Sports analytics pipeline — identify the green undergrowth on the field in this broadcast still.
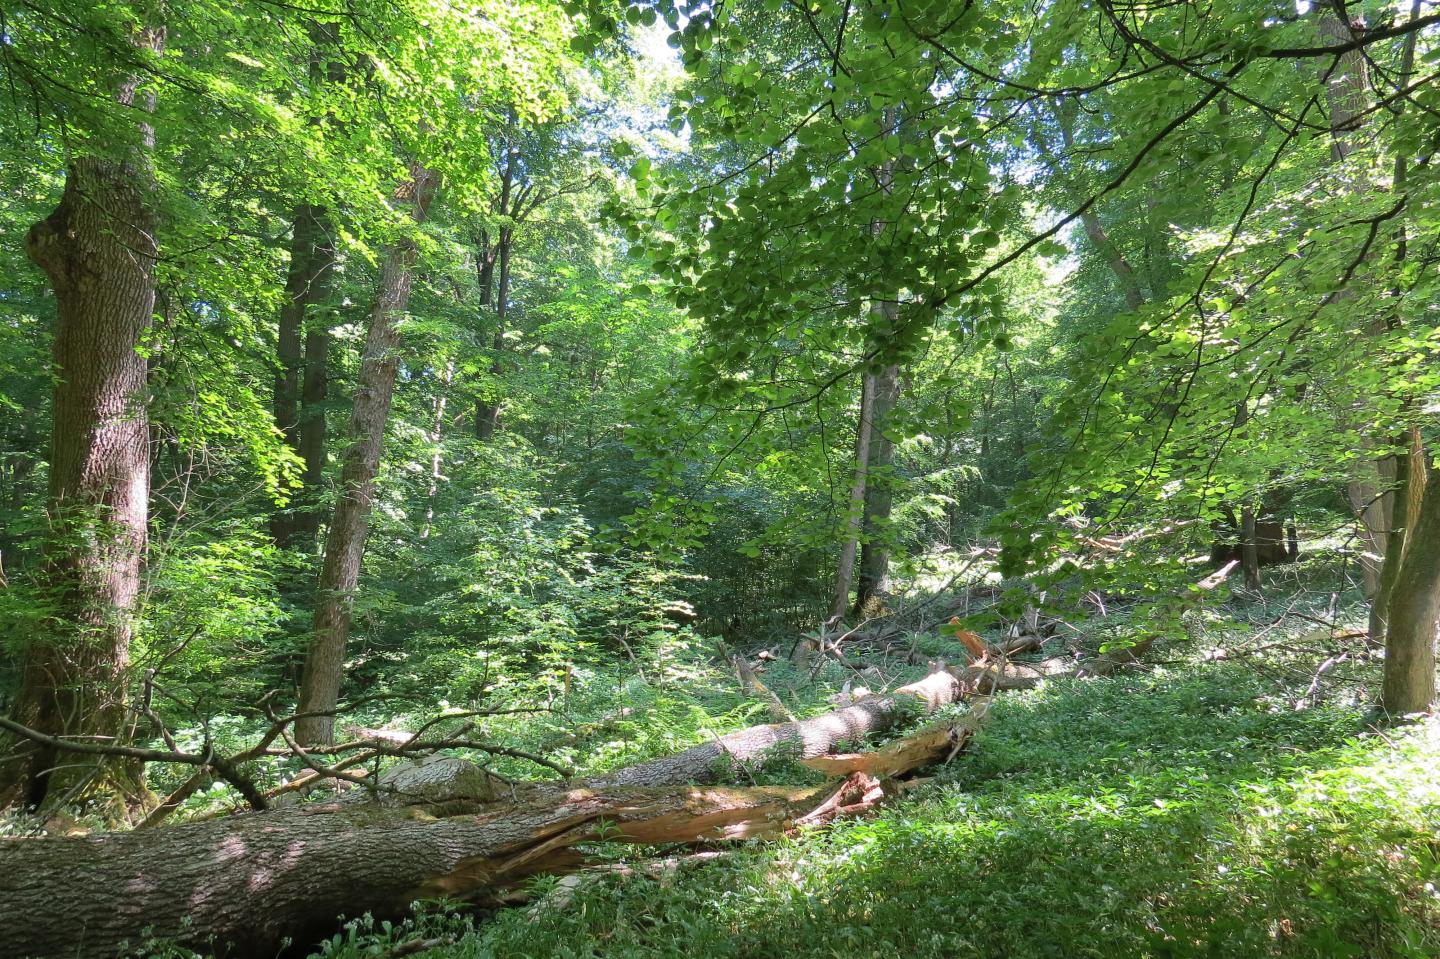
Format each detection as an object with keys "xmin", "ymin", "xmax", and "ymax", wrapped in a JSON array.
[{"xmin": 307, "ymin": 660, "xmax": 1440, "ymax": 959}]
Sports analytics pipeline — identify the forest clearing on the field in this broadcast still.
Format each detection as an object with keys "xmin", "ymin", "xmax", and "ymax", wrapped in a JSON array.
[{"xmin": 2, "ymin": 0, "xmax": 1440, "ymax": 956}]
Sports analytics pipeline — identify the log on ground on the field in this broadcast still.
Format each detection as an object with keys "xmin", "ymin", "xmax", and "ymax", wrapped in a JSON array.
[{"xmin": 0, "ymin": 670, "xmax": 974, "ymax": 958}]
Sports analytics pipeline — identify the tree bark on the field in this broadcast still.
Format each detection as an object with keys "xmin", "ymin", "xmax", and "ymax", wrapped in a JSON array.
[
  {"xmin": 475, "ymin": 146, "xmax": 516, "ymax": 441},
  {"xmin": 1379, "ymin": 453, "xmax": 1439, "ymax": 716},
  {"xmin": 297, "ymin": 166, "xmax": 439, "ymax": 745},
  {"xmin": 832, "ymin": 370, "xmax": 876, "ymax": 619},
  {"xmin": 1367, "ymin": 2, "xmax": 1426, "ymax": 646},
  {"xmin": 296, "ymin": 266, "xmax": 334, "ymax": 546},
  {"xmin": 1240, "ymin": 503, "xmax": 1261, "ymax": 592},
  {"xmin": 289, "ymin": 24, "xmax": 348, "ymax": 548},
  {"xmin": 854, "ymin": 362, "xmax": 902, "ymax": 615},
  {"xmin": 271, "ymin": 204, "xmax": 336, "ymax": 548},
  {"xmin": 579, "ymin": 668, "xmax": 960, "ymax": 790},
  {"xmin": 420, "ymin": 360, "xmax": 455, "ymax": 539},
  {"xmin": 1049, "ymin": 99, "xmax": 1146, "ymax": 311},
  {"xmin": 475, "ymin": 229, "xmax": 510, "ymax": 441},
  {"xmin": 832, "ymin": 110, "xmax": 903, "ymax": 620},
  {"xmin": 0, "ymin": 671, "xmax": 974, "ymax": 958},
  {"xmin": 0, "ymin": 22, "xmax": 165, "ymax": 812}
]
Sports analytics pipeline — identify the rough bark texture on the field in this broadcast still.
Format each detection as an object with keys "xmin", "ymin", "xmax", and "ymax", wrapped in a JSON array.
[
  {"xmin": 855, "ymin": 363, "xmax": 902, "ymax": 615},
  {"xmin": 1371, "ymin": 430, "xmax": 1424, "ymax": 642},
  {"xmin": 297, "ymin": 167, "xmax": 439, "ymax": 745},
  {"xmin": 297, "ymin": 304, "xmax": 332, "ymax": 545},
  {"xmin": 1380, "ymin": 455, "xmax": 1439, "ymax": 716},
  {"xmin": 1240, "ymin": 504, "xmax": 1261, "ymax": 592},
  {"xmin": 0, "ymin": 671, "xmax": 976, "ymax": 958},
  {"xmin": 475, "ymin": 146, "xmax": 515, "ymax": 441},
  {"xmin": 802, "ymin": 697, "xmax": 989, "ymax": 778},
  {"xmin": 0, "ymin": 782, "xmax": 829, "ymax": 958},
  {"xmin": 580, "ymin": 668, "xmax": 960, "ymax": 790},
  {"xmin": 475, "ymin": 234, "xmax": 510, "ymax": 441},
  {"xmin": 0, "ymin": 25, "xmax": 165, "ymax": 811}
]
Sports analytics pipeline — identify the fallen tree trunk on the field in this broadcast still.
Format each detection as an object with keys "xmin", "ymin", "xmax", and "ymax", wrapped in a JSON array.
[
  {"xmin": 0, "ymin": 778, "xmax": 874, "ymax": 958},
  {"xmin": 577, "ymin": 668, "xmax": 960, "ymax": 789},
  {"xmin": 0, "ymin": 670, "xmax": 971, "ymax": 958},
  {"xmin": 802, "ymin": 696, "xmax": 990, "ymax": 777}
]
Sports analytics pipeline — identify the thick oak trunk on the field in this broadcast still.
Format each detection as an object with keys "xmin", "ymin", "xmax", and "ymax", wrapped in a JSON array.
[
  {"xmin": 297, "ymin": 167, "xmax": 439, "ymax": 745},
  {"xmin": 0, "ymin": 781, "xmax": 830, "ymax": 958},
  {"xmin": 1, "ymin": 24, "xmax": 165, "ymax": 810}
]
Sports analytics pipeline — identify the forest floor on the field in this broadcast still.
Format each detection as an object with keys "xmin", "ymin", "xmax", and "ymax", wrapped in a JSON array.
[
  {"xmin": 8, "ymin": 552, "xmax": 1437, "ymax": 958},
  {"xmin": 269, "ymin": 555, "xmax": 1440, "ymax": 959}
]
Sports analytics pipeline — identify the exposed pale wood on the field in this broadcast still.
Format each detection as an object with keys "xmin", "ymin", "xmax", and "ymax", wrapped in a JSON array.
[
  {"xmin": 578, "ymin": 668, "xmax": 962, "ymax": 790},
  {"xmin": 948, "ymin": 619, "xmax": 993, "ymax": 660},
  {"xmin": 802, "ymin": 697, "xmax": 991, "ymax": 777},
  {"xmin": 0, "ymin": 669, "xmax": 978, "ymax": 957},
  {"xmin": 0, "ymin": 770, "xmax": 929, "ymax": 958}
]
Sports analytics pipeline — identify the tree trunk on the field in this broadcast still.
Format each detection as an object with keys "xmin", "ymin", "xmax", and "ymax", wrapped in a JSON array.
[
  {"xmin": 270, "ymin": 204, "xmax": 335, "ymax": 548},
  {"xmin": 580, "ymin": 668, "xmax": 960, "ymax": 790},
  {"xmin": 420, "ymin": 361, "xmax": 455, "ymax": 539},
  {"xmin": 0, "ymin": 782, "xmax": 857, "ymax": 958},
  {"xmin": 297, "ymin": 166, "xmax": 439, "ymax": 745},
  {"xmin": 475, "ymin": 146, "xmax": 516, "ymax": 441},
  {"xmin": 288, "ymin": 25, "xmax": 347, "ymax": 548},
  {"xmin": 0, "ymin": 671, "xmax": 973, "ymax": 958},
  {"xmin": 832, "ymin": 370, "xmax": 876, "ymax": 619},
  {"xmin": 1379, "ymin": 454, "xmax": 1439, "ymax": 716},
  {"xmin": 1367, "ymin": 3, "xmax": 1425, "ymax": 645},
  {"xmin": 1240, "ymin": 503, "xmax": 1261, "ymax": 592},
  {"xmin": 1315, "ymin": 9, "xmax": 1394, "ymax": 599},
  {"xmin": 1050, "ymin": 99, "xmax": 1146, "ymax": 311},
  {"xmin": 854, "ymin": 363, "xmax": 902, "ymax": 615},
  {"xmin": 835, "ymin": 104, "xmax": 900, "ymax": 620},
  {"xmin": 475, "ymin": 230, "xmax": 510, "ymax": 441},
  {"xmin": 0, "ymin": 23, "xmax": 165, "ymax": 812},
  {"xmin": 296, "ymin": 261, "xmax": 334, "ymax": 547}
]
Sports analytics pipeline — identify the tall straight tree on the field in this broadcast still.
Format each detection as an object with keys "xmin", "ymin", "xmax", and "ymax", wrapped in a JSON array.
[
  {"xmin": 853, "ymin": 363, "xmax": 901, "ymax": 615},
  {"xmin": 1315, "ymin": 7, "xmax": 1394, "ymax": 601},
  {"xmin": 271, "ymin": 203, "xmax": 337, "ymax": 547},
  {"xmin": 835, "ymin": 105, "xmax": 899, "ymax": 619},
  {"xmin": 832, "ymin": 371, "xmax": 876, "ymax": 619},
  {"xmin": 272, "ymin": 23, "xmax": 346, "ymax": 549},
  {"xmin": 297, "ymin": 164, "xmax": 439, "ymax": 745},
  {"xmin": 472, "ymin": 119, "xmax": 596, "ymax": 441},
  {"xmin": 1361, "ymin": 1, "xmax": 1436, "ymax": 714},
  {"xmin": 0, "ymin": 15, "xmax": 165, "ymax": 810}
]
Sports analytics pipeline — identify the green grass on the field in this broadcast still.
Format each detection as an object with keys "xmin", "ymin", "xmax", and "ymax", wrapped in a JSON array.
[{"xmin": 315, "ymin": 660, "xmax": 1440, "ymax": 959}]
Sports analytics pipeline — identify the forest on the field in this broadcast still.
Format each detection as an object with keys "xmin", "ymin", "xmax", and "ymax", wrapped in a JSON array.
[{"xmin": 1, "ymin": 0, "xmax": 1440, "ymax": 956}]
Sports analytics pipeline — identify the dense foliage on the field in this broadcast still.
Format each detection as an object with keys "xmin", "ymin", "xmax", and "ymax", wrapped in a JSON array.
[{"xmin": 1, "ymin": 0, "xmax": 1439, "ymax": 955}]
